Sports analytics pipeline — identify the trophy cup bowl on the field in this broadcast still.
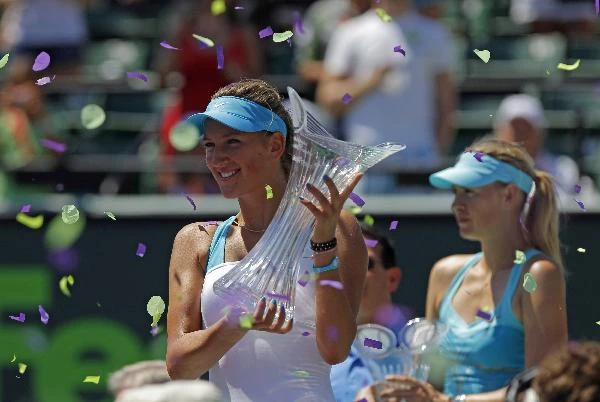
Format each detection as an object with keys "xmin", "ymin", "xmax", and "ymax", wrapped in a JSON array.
[
  {"xmin": 398, "ymin": 318, "xmax": 448, "ymax": 381},
  {"xmin": 212, "ymin": 87, "xmax": 405, "ymax": 327}
]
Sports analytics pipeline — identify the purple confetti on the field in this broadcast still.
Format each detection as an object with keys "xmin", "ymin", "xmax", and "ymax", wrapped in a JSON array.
[
  {"xmin": 136, "ymin": 243, "xmax": 147, "ymax": 257},
  {"xmin": 473, "ymin": 152, "xmax": 484, "ymax": 162},
  {"xmin": 389, "ymin": 220, "xmax": 398, "ymax": 230},
  {"xmin": 265, "ymin": 291, "xmax": 290, "ymax": 301},
  {"xmin": 298, "ymin": 271, "xmax": 310, "ymax": 287},
  {"xmin": 301, "ymin": 331, "xmax": 311, "ymax": 336},
  {"xmin": 20, "ymin": 204, "xmax": 31, "ymax": 213},
  {"xmin": 342, "ymin": 93, "xmax": 352, "ymax": 104},
  {"xmin": 476, "ymin": 308, "xmax": 493, "ymax": 321},
  {"xmin": 150, "ymin": 325, "xmax": 159, "ymax": 336},
  {"xmin": 357, "ymin": 399, "xmax": 368, "ymax": 402},
  {"xmin": 127, "ymin": 71, "xmax": 148, "ymax": 82},
  {"xmin": 41, "ymin": 138, "xmax": 66, "ymax": 153},
  {"xmin": 574, "ymin": 184, "xmax": 581, "ymax": 194},
  {"xmin": 393, "ymin": 45, "xmax": 406, "ymax": 56},
  {"xmin": 47, "ymin": 248, "xmax": 79, "ymax": 273},
  {"xmin": 363, "ymin": 337, "xmax": 383, "ymax": 349},
  {"xmin": 216, "ymin": 45, "xmax": 224, "ymax": 70},
  {"xmin": 35, "ymin": 75, "xmax": 55, "ymax": 86},
  {"xmin": 160, "ymin": 41, "xmax": 179, "ymax": 50},
  {"xmin": 9, "ymin": 313, "xmax": 25, "ymax": 323},
  {"xmin": 32, "ymin": 51, "xmax": 50, "ymax": 71},
  {"xmin": 259, "ymin": 26, "xmax": 274, "ymax": 38},
  {"xmin": 575, "ymin": 199, "xmax": 586, "ymax": 211},
  {"xmin": 183, "ymin": 193, "xmax": 197, "ymax": 210},
  {"xmin": 365, "ymin": 238, "xmax": 379, "ymax": 248},
  {"xmin": 39, "ymin": 305, "xmax": 49, "ymax": 325},
  {"xmin": 349, "ymin": 192, "xmax": 365, "ymax": 207},
  {"xmin": 319, "ymin": 279, "xmax": 343, "ymax": 289},
  {"xmin": 293, "ymin": 12, "xmax": 305, "ymax": 34},
  {"xmin": 234, "ymin": 6, "xmax": 244, "ymax": 10}
]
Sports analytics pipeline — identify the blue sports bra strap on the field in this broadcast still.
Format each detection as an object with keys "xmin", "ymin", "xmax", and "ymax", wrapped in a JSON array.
[
  {"xmin": 206, "ymin": 215, "xmax": 237, "ymax": 274},
  {"xmin": 503, "ymin": 248, "xmax": 542, "ymax": 310}
]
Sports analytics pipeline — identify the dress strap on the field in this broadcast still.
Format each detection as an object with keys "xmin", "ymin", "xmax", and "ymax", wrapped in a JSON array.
[
  {"xmin": 499, "ymin": 248, "xmax": 543, "ymax": 321},
  {"xmin": 206, "ymin": 215, "xmax": 237, "ymax": 274}
]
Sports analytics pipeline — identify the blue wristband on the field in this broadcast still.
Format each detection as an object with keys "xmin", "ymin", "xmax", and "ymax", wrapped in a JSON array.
[{"xmin": 312, "ymin": 256, "xmax": 339, "ymax": 274}]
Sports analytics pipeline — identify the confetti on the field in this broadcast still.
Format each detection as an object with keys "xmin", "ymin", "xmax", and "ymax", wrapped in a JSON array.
[
  {"xmin": 170, "ymin": 121, "xmax": 200, "ymax": 151},
  {"xmin": 476, "ymin": 308, "xmax": 493, "ymax": 321},
  {"xmin": 183, "ymin": 193, "xmax": 197, "ymax": 210},
  {"xmin": 150, "ymin": 325, "xmax": 161, "ymax": 336},
  {"xmin": 136, "ymin": 243, "xmax": 147, "ymax": 257},
  {"xmin": 35, "ymin": 75, "xmax": 55, "ymax": 86},
  {"xmin": 577, "ymin": 247, "xmax": 586, "ymax": 253},
  {"xmin": 61, "ymin": 205, "xmax": 80, "ymax": 224},
  {"xmin": 32, "ymin": 51, "xmax": 51, "ymax": 71},
  {"xmin": 239, "ymin": 313, "xmax": 254, "ymax": 329},
  {"xmin": 393, "ymin": 45, "xmax": 406, "ymax": 56},
  {"xmin": 104, "ymin": 211, "xmax": 117, "ymax": 220},
  {"xmin": 0, "ymin": 53, "xmax": 9, "ymax": 69},
  {"xmin": 357, "ymin": 399, "xmax": 368, "ymax": 402},
  {"xmin": 375, "ymin": 8, "xmax": 392, "ymax": 22},
  {"xmin": 41, "ymin": 138, "xmax": 66, "ymax": 153},
  {"xmin": 83, "ymin": 375, "xmax": 100, "ymax": 384},
  {"xmin": 363, "ymin": 215, "xmax": 374, "ymax": 226},
  {"xmin": 39, "ymin": 305, "xmax": 49, "ymax": 325},
  {"xmin": 265, "ymin": 291, "xmax": 290, "ymax": 301},
  {"xmin": 596, "ymin": 321, "xmax": 600, "ymax": 326},
  {"xmin": 291, "ymin": 370, "xmax": 311, "ymax": 378},
  {"xmin": 10, "ymin": 354, "xmax": 16, "ymax": 363},
  {"xmin": 16, "ymin": 213, "xmax": 44, "ymax": 229},
  {"xmin": 9, "ymin": 313, "xmax": 25, "ymax": 323},
  {"xmin": 473, "ymin": 49, "xmax": 491, "ymax": 63},
  {"xmin": 147, "ymin": 296, "xmax": 166, "ymax": 327},
  {"xmin": 342, "ymin": 93, "xmax": 352, "ymax": 105},
  {"xmin": 574, "ymin": 184, "xmax": 581, "ymax": 194},
  {"xmin": 473, "ymin": 152, "xmax": 484, "ymax": 162},
  {"xmin": 211, "ymin": 0, "xmax": 226, "ymax": 15},
  {"xmin": 127, "ymin": 71, "xmax": 148, "ymax": 82},
  {"xmin": 216, "ymin": 44, "xmax": 224, "ymax": 70},
  {"xmin": 348, "ymin": 205, "xmax": 362, "ymax": 215},
  {"xmin": 265, "ymin": 184, "xmax": 273, "ymax": 199},
  {"xmin": 349, "ymin": 191, "xmax": 365, "ymax": 207},
  {"xmin": 234, "ymin": 6, "xmax": 244, "ymax": 10},
  {"xmin": 301, "ymin": 331, "xmax": 311, "ymax": 336},
  {"xmin": 389, "ymin": 220, "xmax": 398, "ymax": 230},
  {"xmin": 319, "ymin": 280, "xmax": 343, "ymax": 289},
  {"xmin": 273, "ymin": 31, "xmax": 293, "ymax": 43},
  {"xmin": 159, "ymin": 41, "xmax": 179, "ymax": 50},
  {"xmin": 20, "ymin": 204, "xmax": 31, "ymax": 213},
  {"xmin": 59, "ymin": 275, "xmax": 75, "ymax": 297},
  {"xmin": 192, "ymin": 34, "xmax": 215, "ymax": 48},
  {"xmin": 575, "ymin": 199, "xmax": 586, "ymax": 211},
  {"xmin": 557, "ymin": 60, "xmax": 580, "ymax": 71},
  {"xmin": 259, "ymin": 26, "xmax": 274, "ymax": 38},
  {"xmin": 364, "ymin": 338, "xmax": 383, "ymax": 349},
  {"xmin": 81, "ymin": 104, "xmax": 106, "ymax": 130},
  {"xmin": 514, "ymin": 250, "xmax": 526, "ymax": 264},
  {"xmin": 523, "ymin": 273, "xmax": 537, "ymax": 293},
  {"xmin": 18, "ymin": 363, "xmax": 27, "ymax": 374},
  {"xmin": 293, "ymin": 12, "xmax": 305, "ymax": 34},
  {"xmin": 365, "ymin": 238, "xmax": 379, "ymax": 248}
]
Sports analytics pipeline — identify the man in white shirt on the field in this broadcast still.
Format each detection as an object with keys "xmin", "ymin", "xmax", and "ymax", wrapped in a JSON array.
[{"xmin": 317, "ymin": 0, "xmax": 456, "ymax": 193}]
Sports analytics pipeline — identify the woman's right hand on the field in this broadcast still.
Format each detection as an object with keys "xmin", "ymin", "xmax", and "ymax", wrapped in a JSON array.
[{"xmin": 224, "ymin": 297, "xmax": 293, "ymax": 334}]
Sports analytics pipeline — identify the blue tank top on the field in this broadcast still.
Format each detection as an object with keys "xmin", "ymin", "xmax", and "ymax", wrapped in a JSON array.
[
  {"xmin": 206, "ymin": 216, "xmax": 237, "ymax": 273},
  {"xmin": 437, "ymin": 248, "xmax": 541, "ymax": 396}
]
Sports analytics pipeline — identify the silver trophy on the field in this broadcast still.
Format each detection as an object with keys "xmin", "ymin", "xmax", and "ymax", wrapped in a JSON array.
[
  {"xmin": 212, "ymin": 87, "xmax": 405, "ymax": 326},
  {"xmin": 398, "ymin": 318, "xmax": 447, "ymax": 381}
]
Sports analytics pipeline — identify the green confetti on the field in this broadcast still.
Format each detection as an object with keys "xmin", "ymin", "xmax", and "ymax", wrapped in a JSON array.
[
  {"xmin": 81, "ymin": 104, "xmax": 106, "ymax": 130},
  {"xmin": 347, "ymin": 205, "xmax": 362, "ymax": 215},
  {"xmin": 291, "ymin": 370, "xmax": 311, "ymax": 378},
  {"xmin": 211, "ymin": 0, "xmax": 226, "ymax": 15},
  {"xmin": 10, "ymin": 354, "xmax": 16, "ymax": 363},
  {"xmin": 596, "ymin": 321, "xmax": 600, "ymax": 326},
  {"xmin": 375, "ymin": 8, "xmax": 392, "ymax": 22},
  {"xmin": 273, "ymin": 31, "xmax": 294, "ymax": 43},
  {"xmin": 473, "ymin": 49, "xmax": 491, "ymax": 63},
  {"xmin": 59, "ymin": 275, "xmax": 75, "ymax": 297},
  {"xmin": 44, "ymin": 209, "xmax": 86, "ymax": 250},
  {"xmin": 83, "ymin": 375, "xmax": 100, "ymax": 384},
  {"xmin": 0, "ymin": 53, "xmax": 9, "ymax": 69},
  {"xmin": 104, "ymin": 211, "xmax": 117, "ymax": 220},
  {"xmin": 514, "ymin": 250, "xmax": 526, "ymax": 264},
  {"xmin": 192, "ymin": 34, "xmax": 215, "ymax": 48},
  {"xmin": 577, "ymin": 247, "xmax": 586, "ymax": 253},
  {"xmin": 523, "ymin": 273, "xmax": 537, "ymax": 293},
  {"xmin": 18, "ymin": 363, "xmax": 27, "ymax": 374},
  {"xmin": 147, "ymin": 296, "xmax": 166, "ymax": 327},
  {"xmin": 61, "ymin": 205, "xmax": 80, "ymax": 225},
  {"xmin": 239, "ymin": 313, "xmax": 254, "ymax": 329},
  {"xmin": 16, "ymin": 213, "xmax": 44, "ymax": 229},
  {"xmin": 363, "ymin": 215, "xmax": 374, "ymax": 226},
  {"xmin": 557, "ymin": 59, "xmax": 580, "ymax": 71},
  {"xmin": 169, "ymin": 121, "xmax": 200, "ymax": 151},
  {"xmin": 265, "ymin": 184, "xmax": 273, "ymax": 199}
]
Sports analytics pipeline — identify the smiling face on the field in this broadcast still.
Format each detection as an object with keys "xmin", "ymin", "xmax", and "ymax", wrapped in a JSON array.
[{"xmin": 202, "ymin": 119, "xmax": 285, "ymax": 198}]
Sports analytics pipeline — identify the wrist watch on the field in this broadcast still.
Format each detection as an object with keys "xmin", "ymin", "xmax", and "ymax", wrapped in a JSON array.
[{"xmin": 450, "ymin": 395, "xmax": 467, "ymax": 402}]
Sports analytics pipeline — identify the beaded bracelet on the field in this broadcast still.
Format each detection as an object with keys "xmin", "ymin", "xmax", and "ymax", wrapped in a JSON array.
[
  {"xmin": 311, "ymin": 246, "xmax": 337, "ymax": 257},
  {"xmin": 313, "ymin": 256, "xmax": 339, "ymax": 274},
  {"xmin": 310, "ymin": 237, "xmax": 337, "ymax": 252}
]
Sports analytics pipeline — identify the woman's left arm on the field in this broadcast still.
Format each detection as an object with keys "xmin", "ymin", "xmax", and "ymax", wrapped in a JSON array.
[{"xmin": 301, "ymin": 174, "xmax": 368, "ymax": 365}]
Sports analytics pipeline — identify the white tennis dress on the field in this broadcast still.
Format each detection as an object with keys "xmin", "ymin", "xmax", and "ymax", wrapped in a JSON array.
[{"xmin": 200, "ymin": 217, "xmax": 336, "ymax": 402}]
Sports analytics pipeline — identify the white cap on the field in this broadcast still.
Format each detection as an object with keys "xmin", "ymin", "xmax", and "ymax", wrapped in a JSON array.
[{"xmin": 495, "ymin": 94, "xmax": 547, "ymax": 130}]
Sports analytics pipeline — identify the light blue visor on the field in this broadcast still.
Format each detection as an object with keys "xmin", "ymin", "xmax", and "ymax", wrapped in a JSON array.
[
  {"xmin": 187, "ymin": 96, "xmax": 287, "ymax": 137},
  {"xmin": 429, "ymin": 152, "xmax": 534, "ymax": 194}
]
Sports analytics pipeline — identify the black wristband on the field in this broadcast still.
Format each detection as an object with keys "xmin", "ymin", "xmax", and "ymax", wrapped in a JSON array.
[{"xmin": 310, "ymin": 237, "xmax": 337, "ymax": 252}]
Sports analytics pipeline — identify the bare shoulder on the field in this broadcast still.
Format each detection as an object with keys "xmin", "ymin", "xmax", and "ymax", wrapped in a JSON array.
[
  {"xmin": 171, "ymin": 222, "xmax": 220, "ymax": 274},
  {"xmin": 430, "ymin": 254, "xmax": 474, "ymax": 283},
  {"xmin": 522, "ymin": 258, "xmax": 565, "ymax": 295}
]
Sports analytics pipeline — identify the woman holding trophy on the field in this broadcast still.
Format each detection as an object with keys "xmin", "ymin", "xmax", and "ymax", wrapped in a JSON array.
[
  {"xmin": 165, "ymin": 79, "xmax": 373, "ymax": 402},
  {"xmin": 358, "ymin": 139, "xmax": 567, "ymax": 402}
]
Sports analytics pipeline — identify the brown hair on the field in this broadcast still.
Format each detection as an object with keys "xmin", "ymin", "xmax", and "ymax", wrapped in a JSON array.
[
  {"xmin": 211, "ymin": 78, "xmax": 294, "ymax": 177},
  {"xmin": 468, "ymin": 139, "xmax": 564, "ymax": 272},
  {"xmin": 533, "ymin": 342, "xmax": 600, "ymax": 402}
]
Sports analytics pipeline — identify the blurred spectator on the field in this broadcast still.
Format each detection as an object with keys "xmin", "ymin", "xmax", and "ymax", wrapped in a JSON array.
[
  {"xmin": 108, "ymin": 360, "xmax": 171, "ymax": 399},
  {"xmin": 532, "ymin": 341, "xmax": 600, "ymax": 402},
  {"xmin": 317, "ymin": 0, "xmax": 456, "ymax": 193},
  {"xmin": 116, "ymin": 380, "xmax": 223, "ymax": 402},
  {"xmin": 494, "ymin": 94, "xmax": 583, "ymax": 198},
  {"xmin": 510, "ymin": 0, "xmax": 596, "ymax": 37},
  {"xmin": 294, "ymin": 0, "xmax": 371, "ymax": 98},
  {"xmin": 155, "ymin": 0, "xmax": 264, "ymax": 195},
  {"xmin": 330, "ymin": 223, "xmax": 415, "ymax": 402},
  {"xmin": 0, "ymin": 97, "xmax": 37, "ymax": 170},
  {"xmin": 0, "ymin": 0, "xmax": 89, "ymax": 76}
]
